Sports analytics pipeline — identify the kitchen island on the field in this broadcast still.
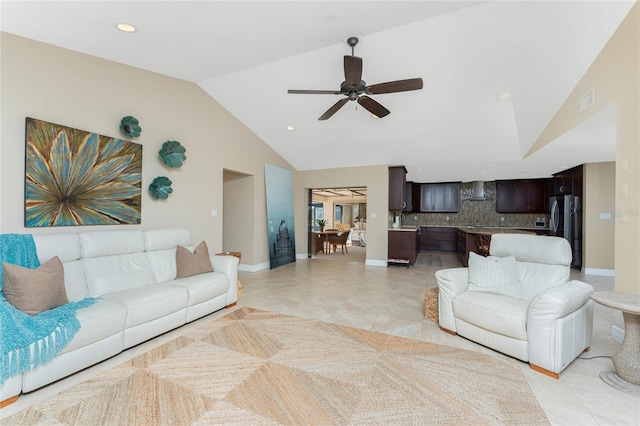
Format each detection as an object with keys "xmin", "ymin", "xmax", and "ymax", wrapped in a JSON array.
[
  {"xmin": 456, "ymin": 227, "xmax": 535, "ymax": 266},
  {"xmin": 388, "ymin": 228, "xmax": 419, "ymax": 265}
]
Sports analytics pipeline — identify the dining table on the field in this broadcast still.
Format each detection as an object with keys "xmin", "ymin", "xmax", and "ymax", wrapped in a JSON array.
[{"xmin": 313, "ymin": 230, "xmax": 339, "ymax": 254}]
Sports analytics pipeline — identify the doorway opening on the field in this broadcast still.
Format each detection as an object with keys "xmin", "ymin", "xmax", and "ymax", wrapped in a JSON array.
[{"xmin": 308, "ymin": 187, "xmax": 367, "ymax": 259}]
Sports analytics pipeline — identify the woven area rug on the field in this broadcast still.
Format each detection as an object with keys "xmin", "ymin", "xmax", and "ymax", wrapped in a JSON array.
[
  {"xmin": 415, "ymin": 253, "xmax": 443, "ymax": 267},
  {"xmin": 4, "ymin": 308, "xmax": 549, "ymax": 425}
]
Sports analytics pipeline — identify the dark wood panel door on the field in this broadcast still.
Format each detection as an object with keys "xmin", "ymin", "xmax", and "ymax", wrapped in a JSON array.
[
  {"xmin": 388, "ymin": 166, "xmax": 407, "ymax": 211},
  {"xmin": 496, "ymin": 180, "xmax": 515, "ymax": 212},
  {"xmin": 420, "ymin": 183, "xmax": 460, "ymax": 212}
]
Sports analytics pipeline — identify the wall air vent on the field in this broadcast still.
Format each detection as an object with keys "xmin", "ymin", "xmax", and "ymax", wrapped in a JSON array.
[{"xmin": 580, "ymin": 88, "xmax": 595, "ymax": 113}]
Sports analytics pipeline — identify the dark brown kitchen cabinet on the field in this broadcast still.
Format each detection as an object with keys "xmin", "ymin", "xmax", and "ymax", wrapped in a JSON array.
[
  {"xmin": 420, "ymin": 182, "xmax": 460, "ymax": 212},
  {"xmin": 388, "ymin": 230, "xmax": 418, "ymax": 264},
  {"xmin": 496, "ymin": 179, "xmax": 549, "ymax": 213},
  {"xmin": 420, "ymin": 227, "xmax": 458, "ymax": 251},
  {"xmin": 457, "ymin": 229, "xmax": 480, "ymax": 266},
  {"xmin": 403, "ymin": 182, "xmax": 413, "ymax": 212},
  {"xmin": 389, "ymin": 166, "xmax": 407, "ymax": 211}
]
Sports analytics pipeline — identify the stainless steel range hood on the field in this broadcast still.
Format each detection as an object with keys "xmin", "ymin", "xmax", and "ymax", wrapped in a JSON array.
[{"xmin": 470, "ymin": 181, "xmax": 486, "ymax": 201}]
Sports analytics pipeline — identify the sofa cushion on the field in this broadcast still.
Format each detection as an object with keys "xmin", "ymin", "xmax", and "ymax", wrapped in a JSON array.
[
  {"xmin": 103, "ymin": 283, "xmax": 188, "ymax": 328},
  {"xmin": 80, "ymin": 230, "xmax": 145, "ymax": 258},
  {"xmin": 144, "ymin": 228, "xmax": 191, "ymax": 251},
  {"xmin": 170, "ymin": 272, "xmax": 229, "ymax": 306},
  {"xmin": 176, "ymin": 241, "xmax": 213, "ymax": 278},
  {"xmin": 82, "ymin": 253, "xmax": 156, "ymax": 297},
  {"xmin": 467, "ymin": 252, "xmax": 522, "ymax": 299},
  {"xmin": 33, "ymin": 233, "xmax": 80, "ymax": 264},
  {"xmin": 61, "ymin": 299, "xmax": 127, "ymax": 353},
  {"xmin": 146, "ymin": 248, "xmax": 178, "ymax": 283},
  {"xmin": 454, "ymin": 291, "xmax": 530, "ymax": 341},
  {"xmin": 2, "ymin": 256, "xmax": 69, "ymax": 315},
  {"xmin": 61, "ymin": 260, "xmax": 90, "ymax": 301}
]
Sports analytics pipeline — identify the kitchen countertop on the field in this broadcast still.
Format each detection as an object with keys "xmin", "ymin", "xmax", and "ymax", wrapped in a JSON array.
[
  {"xmin": 457, "ymin": 227, "xmax": 536, "ymax": 235},
  {"xmin": 389, "ymin": 225, "xmax": 548, "ymax": 233}
]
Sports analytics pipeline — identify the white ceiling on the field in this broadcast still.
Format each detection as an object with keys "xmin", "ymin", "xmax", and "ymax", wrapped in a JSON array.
[{"xmin": 1, "ymin": 1, "xmax": 634, "ymax": 183}]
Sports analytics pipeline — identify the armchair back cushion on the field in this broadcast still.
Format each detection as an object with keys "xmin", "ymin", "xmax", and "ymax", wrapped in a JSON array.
[
  {"xmin": 467, "ymin": 252, "xmax": 522, "ymax": 299},
  {"xmin": 490, "ymin": 234, "xmax": 571, "ymax": 300}
]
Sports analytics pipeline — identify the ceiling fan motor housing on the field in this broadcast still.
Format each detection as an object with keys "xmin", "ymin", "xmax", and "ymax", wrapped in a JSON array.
[{"xmin": 341, "ymin": 80, "xmax": 367, "ymax": 100}]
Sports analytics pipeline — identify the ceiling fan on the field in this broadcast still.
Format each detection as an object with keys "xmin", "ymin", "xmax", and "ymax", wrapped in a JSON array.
[{"xmin": 288, "ymin": 36, "xmax": 423, "ymax": 120}]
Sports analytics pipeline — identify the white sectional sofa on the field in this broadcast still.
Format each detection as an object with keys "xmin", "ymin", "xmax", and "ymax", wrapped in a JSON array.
[{"xmin": 0, "ymin": 228, "xmax": 238, "ymax": 405}]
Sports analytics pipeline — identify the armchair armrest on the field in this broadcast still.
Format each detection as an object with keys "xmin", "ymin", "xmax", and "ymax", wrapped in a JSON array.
[
  {"xmin": 527, "ymin": 280, "xmax": 595, "ymax": 373},
  {"xmin": 435, "ymin": 267, "xmax": 469, "ymax": 332},
  {"xmin": 528, "ymin": 280, "xmax": 594, "ymax": 322},
  {"xmin": 211, "ymin": 255, "xmax": 239, "ymax": 305}
]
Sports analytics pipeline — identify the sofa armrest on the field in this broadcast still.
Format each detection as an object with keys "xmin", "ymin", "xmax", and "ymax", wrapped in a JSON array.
[
  {"xmin": 527, "ymin": 280, "xmax": 595, "ymax": 373},
  {"xmin": 211, "ymin": 255, "xmax": 239, "ymax": 306},
  {"xmin": 436, "ymin": 267, "xmax": 469, "ymax": 332}
]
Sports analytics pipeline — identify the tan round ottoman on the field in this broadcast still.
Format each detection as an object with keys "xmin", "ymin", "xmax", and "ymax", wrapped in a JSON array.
[{"xmin": 424, "ymin": 287, "xmax": 439, "ymax": 322}]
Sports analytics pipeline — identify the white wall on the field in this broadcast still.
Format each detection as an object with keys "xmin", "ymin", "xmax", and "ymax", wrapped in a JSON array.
[{"xmin": 0, "ymin": 33, "xmax": 294, "ymax": 264}]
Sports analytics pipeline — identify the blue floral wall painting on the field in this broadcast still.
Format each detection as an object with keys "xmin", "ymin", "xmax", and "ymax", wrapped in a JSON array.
[
  {"xmin": 24, "ymin": 117, "xmax": 142, "ymax": 227},
  {"xmin": 264, "ymin": 163, "xmax": 296, "ymax": 269}
]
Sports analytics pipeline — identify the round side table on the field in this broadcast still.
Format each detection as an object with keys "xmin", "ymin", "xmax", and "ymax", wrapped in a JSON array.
[{"xmin": 590, "ymin": 291, "xmax": 640, "ymax": 394}]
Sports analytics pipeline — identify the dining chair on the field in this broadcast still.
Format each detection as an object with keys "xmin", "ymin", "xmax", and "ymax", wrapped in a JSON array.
[{"xmin": 328, "ymin": 231, "xmax": 350, "ymax": 254}]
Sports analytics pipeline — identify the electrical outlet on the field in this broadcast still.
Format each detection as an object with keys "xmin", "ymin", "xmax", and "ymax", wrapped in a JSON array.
[
  {"xmin": 612, "ymin": 325, "xmax": 624, "ymax": 344},
  {"xmin": 500, "ymin": 216, "xmax": 505, "ymax": 222}
]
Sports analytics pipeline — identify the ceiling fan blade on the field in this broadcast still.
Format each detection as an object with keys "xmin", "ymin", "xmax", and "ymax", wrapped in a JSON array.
[
  {"xmin": 288, "ymin": 89, "xmax": 342, "ymax": 95},
  {"xmin": 366, "ymin": 78, "xmax": 423, "ymax": 94},
  {"xmin": 357, "ymin": 96, "xmax": 390, "ymax": 118},
  {"xmin": 344, "ymin": 55, "xmax": 363, "ymax": 87},
  {"xmin": 319, "ymin": 98, "xmax": 349, "ymax": 121}
]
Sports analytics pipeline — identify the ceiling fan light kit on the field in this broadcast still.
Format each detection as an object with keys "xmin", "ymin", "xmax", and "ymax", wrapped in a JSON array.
[{"xmin": 288, "ymin": 36, "xmax": 423, "ymax": 120}]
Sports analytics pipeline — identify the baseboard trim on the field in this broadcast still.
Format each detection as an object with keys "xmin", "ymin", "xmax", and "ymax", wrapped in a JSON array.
[
  {"xmin": 238, "ymin": 262, "xmax": 270, "ymax": 272},
  {"xmin": 582, "ymin": 267, "xmax": 615, "ymax": 277},
  {"xmin": 365, "ymin": 259, "xmax": 387, "ymax": 267}
]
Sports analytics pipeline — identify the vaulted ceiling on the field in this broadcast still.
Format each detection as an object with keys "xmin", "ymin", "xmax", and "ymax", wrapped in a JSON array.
[{"xmin": 1, "ymin": 1, "xmax": 634, "ymax": 183}]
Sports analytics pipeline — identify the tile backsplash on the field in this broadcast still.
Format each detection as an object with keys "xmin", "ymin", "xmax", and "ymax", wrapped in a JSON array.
[{"xmin": 397, "ymin": 181, "xmax": 549, "ymax": 228}]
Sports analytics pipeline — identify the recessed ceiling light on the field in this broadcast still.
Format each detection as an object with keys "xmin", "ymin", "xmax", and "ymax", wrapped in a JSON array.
[
  {"xmin": 286, "ymin": 125, "xmax": 295, "ymax": 131},
  {"xmin": 115, "ymin": 23, "xmax": 137, "ymax": 33},
  {"xmin": 497, "ymin": 92, "xmax": 511, "ymax": 101}
]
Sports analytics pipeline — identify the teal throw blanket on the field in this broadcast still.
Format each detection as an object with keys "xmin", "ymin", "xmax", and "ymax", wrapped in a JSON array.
[{"xmin": 0, "ymin": 234, "xmax": 97, "ymax": 385}]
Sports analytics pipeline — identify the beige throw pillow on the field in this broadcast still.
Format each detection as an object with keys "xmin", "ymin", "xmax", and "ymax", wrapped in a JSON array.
[
  {"xmin": 2, "ymin": 256, "xmax": 69, "ymax": 316},
  {"xmin": 176, "ymin": 241, "xmax": 214, "ymax": 279},
  {"xmin": 467, "ymin": 252, "xmax": 522, "ymax": 299}
]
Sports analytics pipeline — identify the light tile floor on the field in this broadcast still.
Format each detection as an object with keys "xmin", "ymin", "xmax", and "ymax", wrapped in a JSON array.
[{"xmin": 2, "ymin": 246, "xmax": 639, "ymax": 425}]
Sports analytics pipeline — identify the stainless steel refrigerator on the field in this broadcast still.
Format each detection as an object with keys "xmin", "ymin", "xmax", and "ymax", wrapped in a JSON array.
[{"xmin": 549, "ymin": 194, "xmax": 581, "ymax": 268}]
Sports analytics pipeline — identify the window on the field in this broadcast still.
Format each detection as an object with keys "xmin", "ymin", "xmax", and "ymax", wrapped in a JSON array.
[{"xmin": 311, "ymin": 203, "xmax": 324, "ymax": 231}]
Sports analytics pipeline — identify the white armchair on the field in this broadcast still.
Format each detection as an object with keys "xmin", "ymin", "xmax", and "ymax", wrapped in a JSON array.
[{"xmin": 436, "ymin": 233, "xmax": 594, "ymax": 378}]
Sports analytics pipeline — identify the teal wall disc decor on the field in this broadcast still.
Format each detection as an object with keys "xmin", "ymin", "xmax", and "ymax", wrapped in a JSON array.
[
  {"xmin": 149, "ymin": 176, "xmax": 173, "ymax": 199},
  {"xmin": 120, "ymin": 116, "xmax": 142, "ymax": 138},
  {"xmin": 159, "ymin": 140, "xmax": 187, "ymax": 168}
]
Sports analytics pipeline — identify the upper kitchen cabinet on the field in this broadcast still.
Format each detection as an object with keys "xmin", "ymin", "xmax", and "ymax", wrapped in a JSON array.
[
  {"xmin": 403, "ymin": 182, "xmax": 413, "ymax": 212},
  {"xmin": 420, "ymin": 182, "xmax": 460, "ymax": 212},
  {"xmin": 496, "ymin": 179, "xmax": 551, "ymax": 213},
  {"xmin": 553, "ymin": 165, "xmax": 583, "ymax": 197},
  {"xmin": 388, "ymin": 166, "xmax": 407, "ymax": 211}
]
